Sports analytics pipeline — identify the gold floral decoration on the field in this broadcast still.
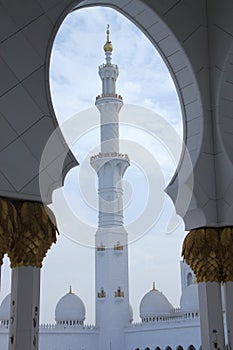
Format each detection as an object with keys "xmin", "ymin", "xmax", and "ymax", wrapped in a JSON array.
[
  {"xmin": 0, "ymin": 198, "xmax": 18, "ymax": 265},
  {"xmin": 8, "ymin": 201, "xmax": 58, "ymax": 268},
  {"xmin": 182, "ymin": 227, "xmax": 233, "ymax": 283}
]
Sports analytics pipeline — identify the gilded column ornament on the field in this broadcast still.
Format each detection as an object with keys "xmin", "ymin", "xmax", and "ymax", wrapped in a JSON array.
[
  {"xmin": 0, "ymin": 198, "xmax": 18, "ymax": 265},
  {"xmin": 8, "ymin": 202, "xmax": 58, "ymax": 268},
  {"xmin": 182, "ymin": 227, "xmax": 233, "ymax": 282}
]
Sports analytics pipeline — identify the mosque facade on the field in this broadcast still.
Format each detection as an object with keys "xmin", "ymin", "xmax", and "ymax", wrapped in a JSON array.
[
  {"xmin": 0, "ymin": 261, "xmax": 202, "ymax": 350},
  {"xmin": 0, "ymin": 27, "xmax": 208, "ymax": 350}
]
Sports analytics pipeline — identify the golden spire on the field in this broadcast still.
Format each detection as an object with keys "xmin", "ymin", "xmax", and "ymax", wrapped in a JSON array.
[
  {"xmin": 69, "ymin": 285, "xmax": 73, "ymax": 294},
  {"xmin": 152, "ymin": 282, "xmax": 156, "ymax": 290},
  {"xmin": 104, "ymin": 24, "xmax": 113, "ymax": 52}
]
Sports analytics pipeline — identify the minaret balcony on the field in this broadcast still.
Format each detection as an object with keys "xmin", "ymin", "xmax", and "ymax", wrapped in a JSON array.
[
  {"xmin": 96, "ymin": 93, "xmax": 122, "ymax": 100},
  {"xmin": 90, "ymin": 152, "xmax": 130, "ymax": 175},
  {"xmin": 99, "ymin": 63, "xmax": 118, "ymax": 69},
  {"xmin": 90, "ymin": 152, "xmax": 129, "ymax": 162}
]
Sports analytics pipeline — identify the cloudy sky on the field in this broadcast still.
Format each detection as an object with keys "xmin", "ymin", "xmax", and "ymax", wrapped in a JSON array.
[{"xmin": 1, "ymin": 6, "xmax": 186, "ymax": 324}]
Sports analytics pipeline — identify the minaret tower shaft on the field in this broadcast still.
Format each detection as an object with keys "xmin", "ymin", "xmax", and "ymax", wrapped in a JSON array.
[{"xmin": 90, "ymin": 26, "xmax": 130, "ymax": 350}]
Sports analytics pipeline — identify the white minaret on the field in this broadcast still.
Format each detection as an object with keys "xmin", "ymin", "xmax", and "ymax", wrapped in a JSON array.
[{"xmin": 90, "ymin": 25, "xmax": 130, "ymax": 350}]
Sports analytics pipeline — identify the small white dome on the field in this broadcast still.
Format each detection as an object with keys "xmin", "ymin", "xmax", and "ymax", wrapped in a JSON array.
[
  {"xmin": 0, "ymin": 294, "xmax": 11, "ymax": 321},
  {"xmin": 180, "ymin": 284, "xmax": 199, "ymax": 311},
  {"xmin": 140, "ymin": 284, "xmax": 173, "ymax": 318},
  {"xmin": 55, "ymin": 288, "xmax": 85, "ymax": 324}
]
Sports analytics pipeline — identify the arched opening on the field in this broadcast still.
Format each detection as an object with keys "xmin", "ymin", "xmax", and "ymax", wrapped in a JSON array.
[
  {"xmin": 188, "ymin": 346, "xmax": 196, "ymax": 350},
  {"xmin": 165, "ymin": 347, "xmax": 172, "ymax": 350},
  {"xmin": 0, "ymin": 0, "xmax": 203, "ymax": 341},
  {"xmin": 44, "ymin": 4, "xmax": 186, "ymax": 325},
  {"xmin": 187, "ymin": 272, "xmax": 193, "ymax": 286},
  {"xmin": 155, "ymin": 347, "xmax": 161, "ymax": 350},
  {"xmin": 1, "ymin": 2, "xmax": 233, "ymax": 350},
  {"xmin": 176, "ymin": 346, "xmax": 184, "ymax": 350}
]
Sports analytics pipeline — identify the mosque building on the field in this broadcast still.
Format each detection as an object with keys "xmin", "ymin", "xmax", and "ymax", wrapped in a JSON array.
[
  {"xmin": 0, "ymin": 26, "xmax": 214, "ymax": 350},
  {"xmin": 0, "ymin": 260, "xmax": 201, "ymax": 350}
]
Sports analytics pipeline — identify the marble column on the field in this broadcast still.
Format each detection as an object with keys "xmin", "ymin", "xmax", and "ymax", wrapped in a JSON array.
[
  {"xmin": 224, "ymin": 281, "xmax": 233, "ymax": 348},
  {"xmin": 198, "ymin": 282, "xmax": 225, "ymax": 349},
  {"xmin": 6, "ymin": 201, "xmax": 57, "ymax": 350},
  {"xmin": 182, "ymin": 227, "xmax": 231, "ymax": 349},
  {"xmin": 9, "ymin": 267, "xmax": 40, "ymax": 350}
]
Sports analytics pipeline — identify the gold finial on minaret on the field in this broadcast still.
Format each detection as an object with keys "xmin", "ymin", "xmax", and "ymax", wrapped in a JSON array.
[
  {"xmin": 104, "ymin": 24, "xmax": 113, "ymax": 52},
  {"xmin": 69, "ymin": 285, "xmax": 73, "ymax": 294},
  {"xmin": 152, "ymin": 282, "xmax": 156, "ymax": 290}
]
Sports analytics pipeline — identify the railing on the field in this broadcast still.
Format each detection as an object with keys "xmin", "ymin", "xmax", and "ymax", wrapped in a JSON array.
[
  {"xmin": 129, "ymin": 310, "xmax": 200, "ymax": 328},
  {"xmin": 40, "ymin": 323, "xmax": 97, "ymax": 330},
  {"xmin": 90, "ymin": 152, "xmax": 130, "ymax": 162},
  {"xmin": 99, "ymin": 63, "xmax": 118, "ymax": 69},
  {"xmin": 96, "ymin": 93, "xmax": 122, "ymax": 100}
]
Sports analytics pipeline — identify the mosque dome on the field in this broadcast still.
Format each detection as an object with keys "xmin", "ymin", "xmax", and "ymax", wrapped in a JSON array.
[
  {"xmin": 140, "ymin": 283, "xmax": 173, "ymax": 319},
  {"xmin": 180, "ymin": 283, "xmax": 199, "ymax": 311},
  {"xmin": 55, "ymin": 287, "xmax": 86, "ymax": 325},
  {"xmin": 0, "ymin": 294, "xmax": 11, "ymax": 325}
]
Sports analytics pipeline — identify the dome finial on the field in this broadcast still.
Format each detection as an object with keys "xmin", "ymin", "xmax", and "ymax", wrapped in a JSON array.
[
  {"xmin": 152, "ymin": 282, "xmax": 156, "ymax": 290},
  {"xmin": 104, "ymin": 24, "xmax": 113, "ymax": 53},
  {"xmin": 69, "ymin": 285, "xmax": 73, "ymax": 294},
  {"xmin": 106, "ymin": 24, "xmax": 110, "ymax": 41}
]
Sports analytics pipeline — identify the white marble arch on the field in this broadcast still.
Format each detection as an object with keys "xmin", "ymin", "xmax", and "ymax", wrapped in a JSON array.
[
  {"xmin": 57, "ymin": 0, "xmax": 204, "ymax": 229},
  {"xmin": 69, "ymin": 0, "xmax": 233, "ymax": 230}
]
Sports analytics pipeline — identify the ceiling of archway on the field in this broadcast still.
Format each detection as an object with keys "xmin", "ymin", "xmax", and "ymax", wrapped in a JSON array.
[
  {"xmin": 0, "ymin": 0, "xmax": 79, "ymax": 203},
  {"xmin": 2, "ymin": 0, "xmax": 233, "ymax": 229}
]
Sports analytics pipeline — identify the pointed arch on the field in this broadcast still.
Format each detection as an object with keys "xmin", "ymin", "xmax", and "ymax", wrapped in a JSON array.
[{"xmin": 187, "ymin": 272, "xmax": 193, "ymax": 286}]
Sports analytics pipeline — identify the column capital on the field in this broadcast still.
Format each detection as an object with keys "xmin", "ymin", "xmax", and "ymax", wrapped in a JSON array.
[
  {"xmin": 182, "ymin": 227, "xmax": 233, "ymax": 282},
  {"xmin": 0, "ymin": 198, "xmax": 18, "ymax": 265},
  {"xmin": 7, "ymin": 202, "xmax": 58, "ymax": 268}
]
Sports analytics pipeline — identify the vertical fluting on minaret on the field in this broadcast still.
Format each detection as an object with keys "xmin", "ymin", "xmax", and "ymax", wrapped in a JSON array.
[
  {"xmin": 91, "ymin": 25, "xmax": 130, "ymax": 228},
  {"xmin": 95, "ymin": 25, "xmax": 122, "ymax": 154},
  {"xmin": 90, "ymin": 26, "xmax": 130, "ymax": 350}
]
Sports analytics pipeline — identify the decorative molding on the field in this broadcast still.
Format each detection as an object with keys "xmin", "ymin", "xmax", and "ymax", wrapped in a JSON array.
[
  {"xmin": 90, "ymin": 152, "xmax": 129, "ymax": 162},
  {"xmin": 114, "ymin": 243, "xmax": 123, "ymax": 251},
  {"xmin": 114, "ymin": 287, "xmax": 124, "ymax": 298},
  {"xmin": 97, "ymin": 289, "xmax": 106, "ymax": 298},
  {"xmin": 97, "ymin": 244, "xmax": 105, "ymax": 252}
]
